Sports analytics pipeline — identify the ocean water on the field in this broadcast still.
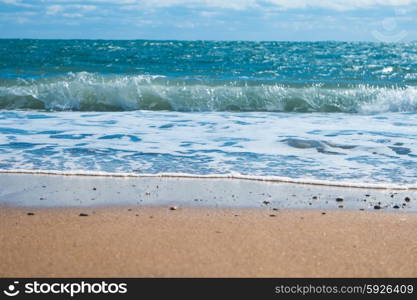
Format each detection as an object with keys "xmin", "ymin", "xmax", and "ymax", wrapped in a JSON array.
[{"xmin": 1, "ymin": 39, "xmax": 417, "ymax": 187}]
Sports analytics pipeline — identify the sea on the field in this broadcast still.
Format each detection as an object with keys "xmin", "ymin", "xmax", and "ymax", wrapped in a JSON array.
[{"xmin": 1, "ymin": 39, "xmax": 417, "ymax": 188}]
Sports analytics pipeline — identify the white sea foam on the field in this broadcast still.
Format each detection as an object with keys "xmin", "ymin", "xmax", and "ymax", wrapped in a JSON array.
[
  {"xmin": 1, "ymin": 72, "xmax": 417, "ymax": 113},
  {"xmin": 1, "ymin": 110, "xmax": 416, "ymax": 185},
  {"xmin": 1, "ymin": 169, "xmax": 416, "ymax": 190}
]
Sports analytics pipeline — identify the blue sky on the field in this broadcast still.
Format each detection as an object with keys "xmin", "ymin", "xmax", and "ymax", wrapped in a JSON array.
[{"xmin": 1, "ymin": 0, "xmax": 417, "ymax": 41}]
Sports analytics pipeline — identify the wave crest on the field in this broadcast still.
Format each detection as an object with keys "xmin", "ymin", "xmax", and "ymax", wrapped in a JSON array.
[{"xmin": 1, "ymin": 72, "xmax": 417, "ymax": 113}]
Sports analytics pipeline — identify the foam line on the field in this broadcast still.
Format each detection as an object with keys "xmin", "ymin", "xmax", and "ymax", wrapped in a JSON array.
[{"xmin": 1, "ymin": 169, "xmax": 416, "ymax": 190}]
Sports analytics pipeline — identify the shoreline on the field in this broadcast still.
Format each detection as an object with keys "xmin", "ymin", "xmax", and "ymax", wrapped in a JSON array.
[
  {"xmin": 1, "ymin": 169, "xmax": 416, "ymax": 190},
  {"xmin": 1, "ymin": 206, "xmax": 417, "ymax": 277},
  {"xmin": 0, "ymin": 173, "xmax": 415, "ymax": 211}
]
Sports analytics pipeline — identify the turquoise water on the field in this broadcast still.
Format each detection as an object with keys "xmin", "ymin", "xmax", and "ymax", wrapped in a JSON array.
[{"xmin": 1, "ymin": 39, "xmax": 417, "ymax": 186}]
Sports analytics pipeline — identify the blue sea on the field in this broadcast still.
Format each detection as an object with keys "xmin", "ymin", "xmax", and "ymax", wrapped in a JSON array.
[{"xmin": 1, "ymin": 39, "xmax": 417, "ymax": 187}]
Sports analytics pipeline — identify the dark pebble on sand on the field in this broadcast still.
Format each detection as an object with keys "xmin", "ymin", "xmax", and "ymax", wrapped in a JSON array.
[
  {"xmin": 263, "ymin": 201, "xmax": 271, "ymax": 205},
  {"xmin": 128, "ymin": 209, "xmax": 132, "ymax": 211},
  {"xmin": 405, "ymin": 197, "xmax": 411, "ymax": 202},
  {"xmin": 336, "ymin": 197, "xmax": 344, "ymax": 202},
  {"xmin": 169, "ymin": 206, "xmax": 177, "ymax": 211},
  {"xmin": 93, "ymin": 187, "xmax": 96, "ymax": 191},
  {"xmin": 374, "ymin": 205, "xmax": 381, "ymax": 210},
  {"xmin": 365, "ymin": 194, "xmax": 370, "ymax": 197},
  {"xmin": 312, "ymin": 196, "xmax": 318, "ymax": 200},
  {"xmin": 27, "ymin": 212, "xmax": 35, "ymax": 216},
  {"xmin": 338, "ymin": 205, "xmax": 344, "ymax": 208},
  {"xmin": 79, "ymin": 213, "xmax": 89, "ymax": 217},
  {"xmin": 269, "ymin": 214, "xmax": 276, "ymax": 217},
  {"xmin": 321, "ymin": 212, "xmax": 326, "ymax": 215},
  {"xmin": 393, "ymin": 205, "xmax": 400, "ymax": 209},
  {"xmin": 272, "ymin": 208, "xmax": 279, "ymax": 211}
]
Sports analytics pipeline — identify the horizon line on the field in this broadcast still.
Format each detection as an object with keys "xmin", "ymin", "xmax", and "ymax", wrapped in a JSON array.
[{"xmin": 0, "ymin": 37, "xmax": 416, "ymax": 44}]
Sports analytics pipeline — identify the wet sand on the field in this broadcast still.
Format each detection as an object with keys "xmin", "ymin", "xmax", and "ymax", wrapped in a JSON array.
[
  {"xmin": 1, "ymin": 206, "xmax": 417, "ymax": 277},
  {"xmin": 0, "ymin": 173, "xmax": 416, "ymax": 211}
]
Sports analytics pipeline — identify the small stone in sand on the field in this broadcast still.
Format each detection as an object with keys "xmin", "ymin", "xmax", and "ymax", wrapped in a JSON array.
[
  {"xmin": 27, "ymin": 212, "xmax": 35, "ymax": 216},
  {"xmin": 128, "ymin": 209, "xmax": 132, "ymax": 211},
  {"xmin": 374, "ymin": 205, "xmax": 381, "ymax": 210},
  {"xmin": 169, "ymin": 206, "xmax": 177, "ymax": 211},
  {"xmin": 393, "ymin": 205, "xmax": 400, "ymax": 209},
  {"xmin": 269, "ymin": 214, "xmax": 276, "ymax": 217},
  {"xmin": 263, "ymin": 201, "xmax": 271, "ymax": 205},
  {"xmin": 321, "ymin": 212, "xmax": 326, "ymax": 215},
  {"xmin": 312, "ymin": 196, "xmax": 318, "ymax": 200},
  {"xmin": 79, "ymin": 213, "xmax": 89, "ymax": 217},
  {"xmin": 338, "ymin": 205, "xmax": 344, "ymax": 208},
  {"xmin": 365, "ymin": 194, "xmax": 370, "ymax": 197},
  {"xmin": 272, "ymin": 208, "xmax": 279, "ymax": 211},
  {"xmin": 405, "ymin": 197, "xmax": 411, "ymax": 202},
  {"xmin": 336, "ymin": 197, "xmax": 344, "ymax": 202},
  {"xmin": 92, "ymin": 187, "xmax": 97, "ymax": 191}
]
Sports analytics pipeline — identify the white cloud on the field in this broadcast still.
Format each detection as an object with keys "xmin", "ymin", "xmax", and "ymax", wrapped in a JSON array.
[
  {"xmin": 116, "ymin": 0, "xmax": 256, "ymax": 10},
  {"xmin": 46, "ymin": 4, "xmax": 96, "ymax": 17},
  {"xmin": 0, "ymin": 0, "xmax": 32, "ymax": 7},
  {"xmin": 266, "ymin": 0, "xmax": 417, "ymax": 11},
  {"xmin": 199, "ymin": 10, "xmax": 221, "ymax": 17},
  {"xmin": 46, "ymin": 4, "xmax": 63, "ymax": 15},
  {"xmin": 54, "ymin": 0, "xmax": 417, "ymax": 10},
  {"xmin": 7, "ymin": 0, "xmax": 417, "ymax": 11}
]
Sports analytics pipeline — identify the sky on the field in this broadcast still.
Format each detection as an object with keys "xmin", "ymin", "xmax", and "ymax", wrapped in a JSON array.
[{"xmin": 1, "ymin": 0, "xmax": 417, "ymax": 41}]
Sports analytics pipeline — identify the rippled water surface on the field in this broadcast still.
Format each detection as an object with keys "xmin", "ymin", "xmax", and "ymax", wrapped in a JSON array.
[{"xmin": 1, "ymin": 40, "xmax": 417, "ymax": 186}]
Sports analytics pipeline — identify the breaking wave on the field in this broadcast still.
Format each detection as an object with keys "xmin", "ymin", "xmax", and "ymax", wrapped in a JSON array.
[{"xmin": 1, "ymin": 72, "xmax": 417, "ymax": 113}]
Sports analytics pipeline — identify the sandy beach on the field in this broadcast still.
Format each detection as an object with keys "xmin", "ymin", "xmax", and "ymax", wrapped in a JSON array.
[
  {"xmin": 1, "ymin": 204, "xmax": 417, "ymax": 277},
  {"xmin": 1, "ymin": 174, "xmax": 416, "ymax": 277}
]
